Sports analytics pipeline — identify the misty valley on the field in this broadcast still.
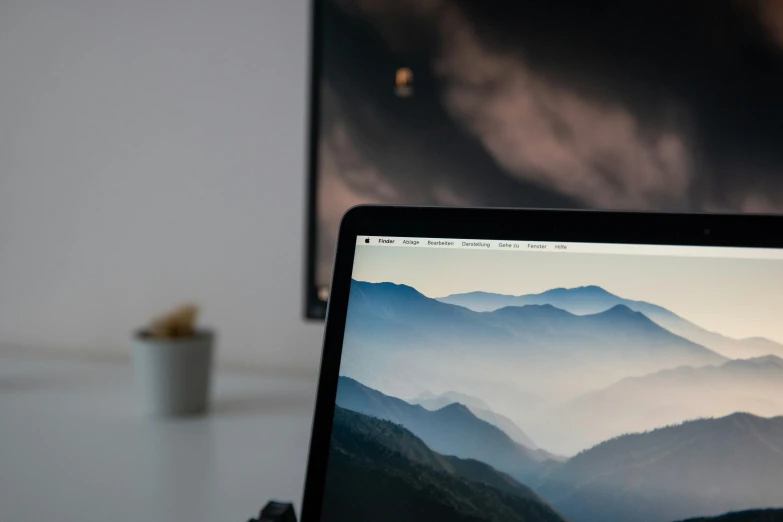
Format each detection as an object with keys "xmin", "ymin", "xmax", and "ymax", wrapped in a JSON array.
[{"xmin": 322, "ymin": 280, "xmax": 783, "ymax": 522}]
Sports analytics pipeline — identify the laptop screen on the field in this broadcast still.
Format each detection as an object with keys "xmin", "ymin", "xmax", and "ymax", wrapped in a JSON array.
[{"xmin": 321, "ymin": 235, "xmax": 783, "ymax": 522}]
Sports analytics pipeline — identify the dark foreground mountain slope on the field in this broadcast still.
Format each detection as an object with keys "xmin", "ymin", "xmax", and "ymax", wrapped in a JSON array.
[
  {"xmin": 537, "ymin": 413, "xmax": 783, "ymax": 522},
  {"xmin": 321, "ymin": 406, "xmax": 566, "ymax": 522},
  {"xmin": 335, "ymin": 376, "xmax": 552, "ymax": 481},
  {"xmin": 676, "ymin": 509, "xmax": 783, "ymax": 521}
]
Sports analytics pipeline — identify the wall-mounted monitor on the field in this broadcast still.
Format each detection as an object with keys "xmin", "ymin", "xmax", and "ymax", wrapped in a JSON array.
[{"xmin": 305, "ymin": 0, "xmax": 783, "ymax": 318}]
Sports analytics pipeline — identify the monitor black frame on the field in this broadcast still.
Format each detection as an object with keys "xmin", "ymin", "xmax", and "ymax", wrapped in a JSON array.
[
  {"xmin": 299, "ymin": 204, "xmax": 783, "ymax": 521},
  {"xmin": 304, "ymin": 0, "xmax": 326, "ymax": 320}
]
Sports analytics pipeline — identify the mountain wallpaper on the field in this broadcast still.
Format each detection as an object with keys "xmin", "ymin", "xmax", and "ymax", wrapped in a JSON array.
[{"xmin": 321, "ymin": 250, "xmax": 783, "ymax": 522}]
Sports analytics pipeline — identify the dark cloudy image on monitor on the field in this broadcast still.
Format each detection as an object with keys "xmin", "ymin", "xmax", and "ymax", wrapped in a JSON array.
[
  {"xmin": 320, "ymin": 243, "xmax": 783, "ymax": 522},
  {"xmin": 310, "ymin": 0, "xmax": 783, "ymax": 301}
]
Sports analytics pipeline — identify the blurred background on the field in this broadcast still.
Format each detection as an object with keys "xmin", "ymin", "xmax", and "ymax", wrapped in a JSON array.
[
  {"xmin": 0, "ymin": 2, "xmax": 321, "ymax": 520},
  {"xmin": 0, "ymin": 0, "xmax": 323, "ymax": 373},
  {"xmin": 2, "ymin": 0, "xmax": 783, "ymax": 520}
]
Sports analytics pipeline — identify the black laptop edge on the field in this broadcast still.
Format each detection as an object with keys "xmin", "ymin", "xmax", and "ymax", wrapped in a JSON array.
[{"xmin": 299, "ymin": 205, "xmax": 783, "ymax": 521}]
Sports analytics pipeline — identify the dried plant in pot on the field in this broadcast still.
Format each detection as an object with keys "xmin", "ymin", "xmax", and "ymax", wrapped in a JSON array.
[{"xmin": 131, "ymin": 304, "xmax": 214, "ymax": 417}]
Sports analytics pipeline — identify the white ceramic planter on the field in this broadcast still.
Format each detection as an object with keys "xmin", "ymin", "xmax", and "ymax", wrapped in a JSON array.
[{"xmin": 131, "ymin": 331, "xmax": 214, "ymax": 417}]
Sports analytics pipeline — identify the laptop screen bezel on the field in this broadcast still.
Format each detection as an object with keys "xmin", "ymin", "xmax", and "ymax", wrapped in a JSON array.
[{"xmin": 299, "ymin": 205, "xmax": 783, "ymax": 521}]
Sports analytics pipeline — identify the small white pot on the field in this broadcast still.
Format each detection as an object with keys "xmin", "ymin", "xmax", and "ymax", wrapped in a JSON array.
[{"xmin": 131, "ymin": 330, "xmax": 215, "ymax": 417}]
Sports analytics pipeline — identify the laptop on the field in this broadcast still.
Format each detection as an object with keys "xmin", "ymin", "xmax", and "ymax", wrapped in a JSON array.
[{"xmin": 301, "ymin": 206, "xmax": 783, "ymax": 522}]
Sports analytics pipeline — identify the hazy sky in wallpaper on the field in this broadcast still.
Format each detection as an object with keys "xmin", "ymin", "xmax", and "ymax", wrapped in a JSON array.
[{"xmin": 351, "ymin": 245, "xmax": 783, "ymax": 343}]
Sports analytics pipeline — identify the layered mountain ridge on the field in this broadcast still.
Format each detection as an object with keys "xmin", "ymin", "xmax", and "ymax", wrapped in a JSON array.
[{"xmin": 438, "ymin": 285, "xmax": 783, "ymax": 359}]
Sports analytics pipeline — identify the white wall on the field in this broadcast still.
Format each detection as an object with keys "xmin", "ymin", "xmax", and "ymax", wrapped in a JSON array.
[{"xmin": 0, "ymin": 0, "xmax": 324, "ymax": 372}]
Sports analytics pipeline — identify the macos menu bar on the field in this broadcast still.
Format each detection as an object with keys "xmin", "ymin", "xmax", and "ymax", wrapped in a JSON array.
[{"xmin": 356, "ymin": 236, "xmax": 783, "ymax": 260}]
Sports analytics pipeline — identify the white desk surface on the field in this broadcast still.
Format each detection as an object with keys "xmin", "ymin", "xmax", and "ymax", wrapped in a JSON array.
[{"xmin": 0, "ymin": 350, "xmax": 318, "ymax": 522}]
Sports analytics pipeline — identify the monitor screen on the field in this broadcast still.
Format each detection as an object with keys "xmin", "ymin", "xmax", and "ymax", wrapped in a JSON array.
[
  {"xmin": 320, "ymin": 235, "xmax": 783, "ymax": 522},
  {"xmin": 305, "ymin": 1, "xmax": 783, "ymax": 317}
]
